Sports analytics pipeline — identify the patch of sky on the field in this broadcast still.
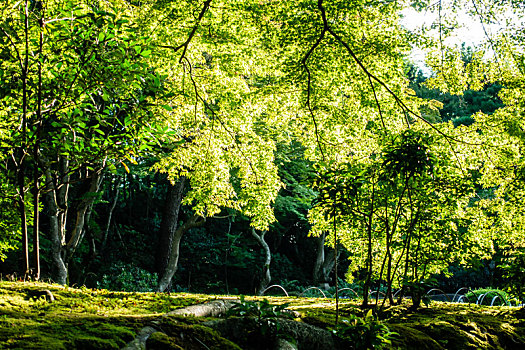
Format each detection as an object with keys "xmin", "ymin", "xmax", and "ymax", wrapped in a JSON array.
[{"xmin": 398, "ymin": 1, "xmax": 520, "ymax": 75}]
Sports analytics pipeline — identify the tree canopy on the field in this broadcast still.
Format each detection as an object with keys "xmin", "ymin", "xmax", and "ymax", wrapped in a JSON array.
[{"xmin": 0, "ymin": 0, "xmax": 524, "ymax": 304}]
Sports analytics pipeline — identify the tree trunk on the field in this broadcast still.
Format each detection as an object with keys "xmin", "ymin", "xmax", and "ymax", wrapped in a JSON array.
[
  {"xmin": 313, "ymin": 232, "xmax": 336, "ymax": 288},
  {"xmin": 313, "ymin": 232, "xmax": 327, "ymax": 285},
  {"xmin": 32, "ymin": 6, "xmax": 44, "ymax": 281},
  {"xmin": 157, "ymin": 213, "xmax": 205, "ymax": 292},
  {"xmin": 17, "ymin": 166, "xmax": 29, "ymax": 276},
  {"xmin": 313, "ymin": 233, "xmax": 325, "ymax": 286},
  {"xmin": 155, "ymin": 177, "xmax": 187, "ymax": 274},
  {"xmin": 18, "ymin": 0, "xmax": 30, "ymax": 277},
  {"xmin": 322, "ymin": 250, "xmax": 336, "ymax": 284},
  {"xmin": 102, "ymin": 176, "xmax": 121, "ymax": 250},
  {"xmin": 167, "ymin": 299, "xmax": 238, "ymax": 317},
  {"xmin": 251, "ymin": 228, "xmax": 271, "ymax": 295},
  {"xmin": 65, "ymin": 170, "xmax": 104, "ymax": 260},
  {"xmin": 44, "ymin": 163, "xmax": 104, "ymax": 285},
  {"xmin": 44, "ymin": 166, "xmax": 68, "ymax": 285},
  {"xmin": 32, "ymin": 174, "xmax": 40, "ymax": 280},
  {"xmin": 363, "ymin": 215, "xmax": 374, "ymax": 308}
]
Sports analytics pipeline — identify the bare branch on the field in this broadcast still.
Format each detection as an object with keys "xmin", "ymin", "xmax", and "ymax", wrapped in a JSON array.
[
  {"xmin": 367, "ymin": 74, "xmax": 386, "ymax": 131},
  {"xmin": 471, "ymin": 0, "xmax": 502, "ymax": 74}
]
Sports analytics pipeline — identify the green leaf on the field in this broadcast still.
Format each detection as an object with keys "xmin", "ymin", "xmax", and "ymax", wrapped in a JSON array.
[{"xmin": 140, "ymin": 50, "xmax": 151, "ymax": 58}]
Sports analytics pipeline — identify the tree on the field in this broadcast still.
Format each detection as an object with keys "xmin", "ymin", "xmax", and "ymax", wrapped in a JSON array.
[
  {"xmin": 0, "ymin": 0, "xmax": 164, "ymax": 283},
  {"xmin": 1, "ymin": 0, "xmax": 522, "ymax": 296},
  {"xmin": 310, "ymin": 125, "xmax": 485, "ymax": 308},
  {"xmin": 106, "ymin": 0, "xmax": 447, "ymax": 293},
  {"xmin": 251, "ymin": 228, "xmax": 271, "ymax": 295},
  {"xmin": 419, "ymin": 0, "xmax": 525, "ymax": 297}
]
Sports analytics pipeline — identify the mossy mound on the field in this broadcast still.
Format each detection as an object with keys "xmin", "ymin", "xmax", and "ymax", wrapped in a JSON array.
[
  {"xmin": 146, "ymin": 332, "xmax": 184, "ymax": 350},
  {"xmin": 71, "ymin": 335, "xmax": 123, "ymax": 350},
  {"xmin": 385, "ymin": 303, "xmax": 525, "ymax": 350},
  {"xmin": 0, "ymin": 312, "xmax": 139, "ymax": 349},
  {"xmin": 296, "ymin": 301, "xmax": 525, "ymax": 350},
  {"xmin": 0, "ymin": 281, "xmax": 207, "ymax": 316},
  {"xmin": 148, "ymin": 318, "xmax": 242, "ymax": 350},
  {"xmin": 388, "ymin": 324, "xmax": 443, "ymax": 350}
]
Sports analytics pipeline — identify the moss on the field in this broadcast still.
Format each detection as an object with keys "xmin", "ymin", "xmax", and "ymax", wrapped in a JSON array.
[
  {"xmin": 0, "ymin": 281, "xmax": 207, "ymax": 316},
  {"xmin": 295, "ymin": 303, "xmax": 364, "ymax": 329},
  {"xmin": 0, "ymin": 281, "xmax": 213, "ymax": 349},
  {"xmin": 495, "ymin": 323, "xmax": 525, "ymax": 349},
  {"xmin": 385, "ymin": 305, "xmax": 525, "ymax": 350},
  {"xmin": 155, "ymin": 318, "xmax": 242, "ymax": 350},
  {"xmin": 301, "ymin": 312, "xmax": 336, "ymax": 328},
  {"xmin": 0, "ymin": 313, "xmax": 138, "ymax": 349},
  {"xmin": 1, "ymin": 282, "xmax": 524, "ymax": 350},
  {"xmin": 146, "ymin": 332, "xmax": 184, "ymax": 350},
  {"xmin": 420, "ymin": 320, "xmax": 488, "ymax": 349},
  {"xmin": 297, "ymin": 302, "xmax": 525, "ymax": 350},
  {"xmin": 388, "ymin": 324, "xmax": 444, "ymax": 350},
  {"xmin": 0, "ymin": 332, "xmax": 69, "ymax": 350},
  {"xmin": 70, "ymin": 336, "xmax": 121, "ymax": 350}
]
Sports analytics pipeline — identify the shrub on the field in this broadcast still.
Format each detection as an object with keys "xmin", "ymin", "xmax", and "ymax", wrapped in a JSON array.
[
  {"xmin": 335, "ymin": 310, "xmax": 396, "ymax": 349},
  {"xmin": 464, "ymin": 288, "xmax": 509, "ymax": 306},
  {"xmin": 97, "ymin": 263, "xmax": 158, "ymax": 292}
]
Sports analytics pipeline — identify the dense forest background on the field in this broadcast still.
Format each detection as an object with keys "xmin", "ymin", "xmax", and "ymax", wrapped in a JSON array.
[{"xmin": 1, "ymin": 0, "xmax": 524, "ymax": 305}]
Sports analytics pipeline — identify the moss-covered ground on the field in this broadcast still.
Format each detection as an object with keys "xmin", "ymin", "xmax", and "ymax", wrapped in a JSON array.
[{"xmin": 0, "ymin": 281, "xmax": 524, "ymax": 349}]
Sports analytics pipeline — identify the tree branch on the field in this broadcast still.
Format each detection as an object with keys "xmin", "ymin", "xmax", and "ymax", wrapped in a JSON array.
[
  {"xmin": 301, "ymin": 22, "xmax": 327, "ymax": 160},
  {"xmin": 316, "ymin": 0, "xmax": 481, "ymax": 147},
  {"xmin": 158, "ymin": 0, "xmax": 212, "ymax": 63}
]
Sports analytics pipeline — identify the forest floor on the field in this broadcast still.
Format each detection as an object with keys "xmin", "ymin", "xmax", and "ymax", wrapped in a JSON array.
[{"xmin": 0, "ymin": 281, "xmax": 524, "ymax": 349}]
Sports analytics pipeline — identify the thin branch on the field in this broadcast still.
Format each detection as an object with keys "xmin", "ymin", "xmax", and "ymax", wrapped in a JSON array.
[
  {"xmin": 471, "ymin": 0, "xmax": 502, "ymax": 74},
  {"xmin": 368, "ymin": 74, "xmax": 386, "ymax": 130},
  {"xmin": 183, "ymin": 57, "xmax": 200, "ymax": 123},
  {"xmin": 42, "ymin": 17, "xmax": 75, "ymax": 25},
  {"xmin": 0, "ymin": 26, "xmax": 24, "ymax": 71},
  {"xmin": 182, "ymin": 57, "xmax": 259, "ymax": 183},
  {"xmin": 300, "ymin": 21, "xmax": 327, "ymax": 160},
  {"xmin": 438, "ymin": 0, "xmax": 444, "ymax": 71},
  {"xmin": 158, "ymin": 0, "xmax": 212, "ymax": 63},
  {"xmin": 315, "ymin": 0, "xmax": 482, "ymax": 169}
]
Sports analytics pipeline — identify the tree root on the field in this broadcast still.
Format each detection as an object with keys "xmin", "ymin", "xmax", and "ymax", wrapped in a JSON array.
[
  {"xmin": 121, "ymin": 326, "xmax": 158, "ymax": 350},
  {"xmin": 121, "ymin": 299, "xmax": 238, "ymax": 350},
  {"xmin": 165, "ymin": 299, "xmax": 238, "ymax": 317},
  {"xmin": 43, "ymin": 289, "xmax": 55, "ymax": 302}
]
